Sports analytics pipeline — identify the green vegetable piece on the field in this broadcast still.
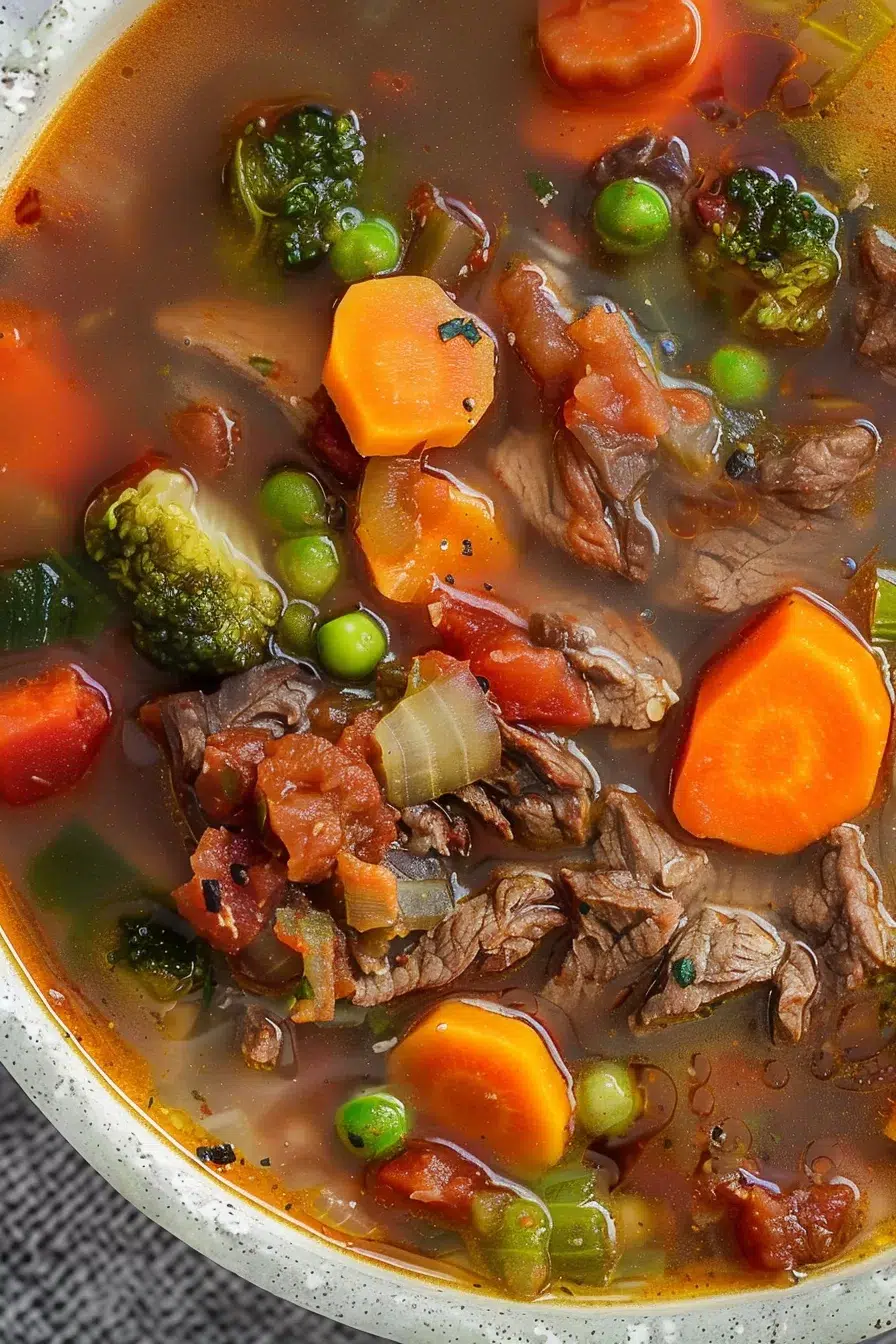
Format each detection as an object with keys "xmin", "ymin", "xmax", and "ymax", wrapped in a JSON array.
[
  {"xmin": 575, "ymin": 1060, "xmax": 642, "ymax": 1139},
  {"xmin": 543, "ymin": 1176, "xmax": 617, "ymax": 1286},
  {"xmin": 526, "ymin": 169, "xmax": 558, "ymax": 207},
  {"xmin": 277, "ymin": 599, "xmax": 317, "ymax": 655},
  {"xmin": 437, "ymin": 317, "xmax": 481, "ymax": 345},
  {"xmin": 248, "ymin": 355, "xmax": 276, "ymax": 377},
  {"xmin": 276, "ymin": 534, "xmax": 341, "ymax": 602},
  {"xmin": 708, "ymin": 344, "xmax": 772, "ymax": 407},
  {"xmin": 403, "ymin": 188, "xmax": 481, "ymax": 289},
  {"xmin": 0, "ymin": 550, "xmax": 116, "ymax": 652},
  {"xmin": 317, "ymin": 610, "xmax": 388, "ymax": 680},
  {"xmin": 470, "ymin": 1190, "xmax": 552, "ymax": 1300},
  {"xmin": 672, "ymin": 955, "xmax": 697, "ymax": 987},
  {"xmin": 330, "ymin": 216, "xmax": 402, "ymax": 283},
  {"xmin": 117, "ymin": 916, "xmax": 210, "ymax": 1002},
  {"xmin": 85, "ymin": 467, "xmax": 281, "ymax": 677},
  {"xmin": 28, "ymin": 821, "xmax": 158, "ymax": 912},
  {"xmin": 228, "ymin": 105, "xmax": 366, "ymax": 271},
  {"xmin": 260, "ymin": 469, "xmax": 328, "ymax": 535},
  {"xmin": 334, "ymin": 1090, "xmax": 409, "ymax": 1160},
  {"xmin": 592, "ymin": 178, "xmax": 671, "ymax": 256},
  {"xmin": 871, "ymin": 567, "xmax": 896, "ymax": 644}
]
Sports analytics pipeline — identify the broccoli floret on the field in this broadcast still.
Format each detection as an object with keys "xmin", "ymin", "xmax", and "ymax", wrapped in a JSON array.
[
  {"xmin": 117, "ymin": 916, "xmax": 210, "ymax": 1002},
  {"xmin": 85, "ymin": 468, "xmax": 282, "ymax": 676},
  {"xmin": 229, "ymin": 104, "xmax": 366, "ymax": 269},
  {"xmin": 694, "ymin": 166, "xmax": 840, "ymax": 339}
]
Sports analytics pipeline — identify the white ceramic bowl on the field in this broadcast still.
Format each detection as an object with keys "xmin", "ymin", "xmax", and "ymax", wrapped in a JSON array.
[{"xmin": 3, "ymin": 4, "xmax": 896, "ymax": 1339}]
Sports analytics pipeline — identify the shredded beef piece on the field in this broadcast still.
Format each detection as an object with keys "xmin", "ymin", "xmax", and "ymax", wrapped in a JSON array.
[
  {"xmin": 498, "ymin": 260, "xmax": 577, "ymax": 390},
  {"xmin": 497, "ymin": 718, "xmax": 593, "ymax": 791},
  {"xmin": 565, "ymin": 416, "xmax": 657, "ymax": 582},
  {"xmin": 490, "ymin": 427, "xmax": 628, "ymax": 574},
  {"xmin": 240, "ymin": 1004, "xmax": 283, "ymax": 1070},
  {"xmin": 757, "ymin": 423, "xmax": 878, "ymax": 512},
  {"xmin": 855, "ymin": 225, "xmax": 896, "ymax": 379},
  {"xmin": 718, "ymin": 1173, "xmax": 864, "ymax": 1272},
  {"xmin": 155, "ymin": 298, "xmax": 326, "ymax": 432},
  {"xmin": 591, "ymin": 131, "xmax": 692, "ymax": 213},
  {"xmin": 546, "ymin": 868, "xmax": 683, "ymax": 1015},
  {"xmin": 400, "ymin": 802, "xmax": 471, "ymax": 857},
  {"xmin": 352, "ymin": 869, "xmax": 564, "ymax": 1006},
  {"xmin": 529, "ymin": 606, "xmax": 681, "ymax": 730},
  {"xmin": 454, "ymin": 782, "xmax": 515, "ymax": 840},
  {"xmin": 773, "ymin": 941, "xmax": 818, "ymax": 1045},
  {"xmin": 671, "ymin": 496, "xmax": 836, "ymax": 614},
  {"xmin": 792, "ymin": 824, "xmax": 896, "ymax": 989},
  {"xmin": 150, "ymin": 659, "xmax": 318, "ymax": 781},
  {"xmin": 594, "ymin": 787, "xmax": 708, "ymax": 892},
  {"xmin": 634, "ymin": 905, "xmax": 786, "ymax": 1030},
  {"xmin": 501, "ymin": 790, "xmax": 592, "ymax": 850}
]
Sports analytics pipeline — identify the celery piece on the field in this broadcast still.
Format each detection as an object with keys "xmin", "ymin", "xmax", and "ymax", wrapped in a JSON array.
[{"xmin": 871, "ymin": 567, "xmax": 896, "ymax": 643}]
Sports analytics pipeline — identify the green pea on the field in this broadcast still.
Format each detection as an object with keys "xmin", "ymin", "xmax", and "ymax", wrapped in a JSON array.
[
  {"xmin": 277, "ymin": 600, "xmax": 317, "ymax": 656},
  {"xmin": 707, "ymin": 344, "xmax": 773, "ymax": 407},
  {"xmin": 259, "ymin": 469, "xmax": 328, "ymax": 535},
  {"xmin": 330, "ymin": 216, "xmax": 402, "ymax": 284},
  {"xmin": 334, "ymin": 1090, "xmax": 408, "ymax": 1160},
  {"xmin": 276, "ymin": 534, "xmax": 340, "ymax": 602},
  {"xmin": 575, "ymin": 1060, "xmax": 641, "ymax": 1140},
  {"xmin": 592, "ymin": 178, "xmax": 671, "ymax": 256},
  {"xmin": 317, "ymin": 610, "xmax": 388, "ymax": 680}
]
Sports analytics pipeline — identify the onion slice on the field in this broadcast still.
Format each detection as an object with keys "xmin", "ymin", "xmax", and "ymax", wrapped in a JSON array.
[{"xmin": 373, "ymin": 663, "xmax": 501, "ymax": 808}]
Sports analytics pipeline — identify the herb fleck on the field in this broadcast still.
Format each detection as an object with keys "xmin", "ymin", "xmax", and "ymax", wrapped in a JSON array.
[
  {"xmin": 438, "ymin": 317, "xmax": 482, "ymax": 346},
  {"xmin": 249, "ymin": 354, "xmax": 276, "ymax": 377},
  {"xmin": 526, "ymin": 169, "xmax": 558, "ymax": 208},
  {"xmin": 201, "ymin": 878, "xmax": 222, "ymax": 913},
  {"xmin": 297, "ymin": 975, "xmax": 314, "ymax": 1001},
  {"xmin": 672, "ymin": 956, "xmax": 697, "ymax": 987}
]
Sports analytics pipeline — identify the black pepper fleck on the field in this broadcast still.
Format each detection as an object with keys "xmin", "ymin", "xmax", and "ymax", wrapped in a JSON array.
[
  {"xmin": 201, "ymin": 878, "xmax": 222, "ymax": 913},
  {"xmin": 463, "ymin": 397, "xmax": 475, "ymax": 412},
  {"xmin": 260, "ymin": 1157, "xmax": 272, "ymax": 1167},
  {"xmin": 230, "ymin": 863, "xmax": 249, "ymax": 887},
  {"xmin": 348, "ymin": 1132, "xmax": 365, "ymax": 1149},
  {"xmin": 476, "ymin": 675, "xmax": 490, "ymax": 692},
  {"xmin": 196, "ymin": 1143, "xmax": 236, "ymax": 1165},
  {"xmin": 461, "ymin": 539, "xmax": 473, "ymax": 557},
  {"xmin": 444, "ymin": 574, "xmax": 455, "ymax": 585}
]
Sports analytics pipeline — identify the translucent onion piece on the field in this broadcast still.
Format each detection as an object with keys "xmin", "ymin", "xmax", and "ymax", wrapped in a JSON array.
[{"xmin": 373, "ymin": 665, "xmax": 501, "ymax": 808}]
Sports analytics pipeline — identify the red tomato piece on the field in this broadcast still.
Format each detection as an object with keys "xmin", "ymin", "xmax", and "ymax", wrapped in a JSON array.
[
  {"xmin": 172, "ymin": 828, "xmax": 286, "ymax": 953},
  {"xmin": 0, "ymin": 665, "xmax": 110, "ymax": 805}
]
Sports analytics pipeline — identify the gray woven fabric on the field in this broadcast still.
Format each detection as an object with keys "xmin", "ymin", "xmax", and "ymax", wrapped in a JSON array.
[{"xmin": 0, "ymin": 1066, "xmax": 385, "ymax": 1344}]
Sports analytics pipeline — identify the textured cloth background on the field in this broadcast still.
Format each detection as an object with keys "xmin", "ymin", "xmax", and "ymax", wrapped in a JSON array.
[{"xmin": 0, "ymin": 1066, "xmax": 385, "ymax": 1344}]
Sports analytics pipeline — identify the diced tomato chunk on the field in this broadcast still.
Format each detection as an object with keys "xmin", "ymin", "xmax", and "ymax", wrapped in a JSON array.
[
  {"xmin": 566, "ymin": 305, "xmax": 669, "ymax": 440},
  {"xmin": 717, "ymin": 1175, "xmax": 864, "ymax": 1272},
  {"xmin": 195, "ymin": 727, "xmax": 270, "ymax": 824},
  {"xmin": 366, "ymin": 1140, "xmax": 491, "ymax": 1228},
  {"xmin": 173, "ymin": 828, "xmax": 286, "ymax": 953},
  {"xmin": 0, "ymin": 665, "xmax": 110, "ymax": 805},
  {"xmin": 429, "ymin": 589, "xmax": 593, "ymax": 728}
]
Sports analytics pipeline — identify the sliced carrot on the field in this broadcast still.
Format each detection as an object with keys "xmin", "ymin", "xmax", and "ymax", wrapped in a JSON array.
[
  {"xmin": 336, "ymin": 849, "xmax": 399, "ymax": 933},
  {"xmin": 388, "ymin": 998, "xmax": 573, "ymax": 1175},
  {"xmin": 565, "ymin": 304, "xmax": 669, "ymax": 439},
  {"xmin": 672, "ymin": 593, "xmax": 892, "ymax": 854},
  {"xmin": 356, "ymin": 458, "xmax": 516, "ymax": 603},
  {"xmin": 539, "ymin": 0, "xmax": 700, "ymax": 94},
  {"xmin": 322, "ymin": 276, "xmax": 496, "ymax": 457},
  {"xmin": 0, "ymin": 664, "xmax": 110, "ymax": 805},
  {"xmin": 0, "ymin": 301, "xmax": 103, "ymax": 491}
]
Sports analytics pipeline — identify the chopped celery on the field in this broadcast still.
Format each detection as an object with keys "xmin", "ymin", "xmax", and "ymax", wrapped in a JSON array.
[
  {"xmin": 792, "ymin": 0, "xmax": 893, "ymax": 109},
  {"xmin": 871, "ymin": 567, "xmax": 896, "ymax": 643},
  {"xmin": 470, "ymin": 1190, "xmax": 552, "ymax": 1300},
  {"xmin": 27, "ymin": 821, "xmax": 159, "ymax": 911},
  {"xmin": 396, "ymin": 877, "xmax": 455, "ymax": 931},
  {"xmin": 0, "ymin": 550, "xmax": 116, "ymax": 652}
]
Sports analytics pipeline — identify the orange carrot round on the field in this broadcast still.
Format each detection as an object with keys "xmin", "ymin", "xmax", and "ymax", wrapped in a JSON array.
[
  {"xmin": 672, "ymin": 592, "xmax": 892, "ymax": 854},
  {"xmin": 388, "ymin": 998, "xmax": 573, "ymax": 1175},
  {"xmin": 538, "ymin": 0, "xmax": 701, "ymax": 94},
  {"xmin": 322, "ymin": 276, "xmax": 495, "ymax": 458}
]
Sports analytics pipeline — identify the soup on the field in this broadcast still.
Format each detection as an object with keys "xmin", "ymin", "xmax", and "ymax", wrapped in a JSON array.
[{"xmin": 4, "ymin": 0, "xmax": 896, "ymax": 1305}]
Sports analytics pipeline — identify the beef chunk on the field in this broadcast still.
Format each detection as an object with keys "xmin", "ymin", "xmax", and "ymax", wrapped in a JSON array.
[
  {"xmin": 498, "ymin": 260, "xmax": 578, "ymax": 390},
  {"xmin": 531, "ymin": 605, "xmax": 680, "ymax": 730},
  {"xmin": 792, "ymin": 824, "xmax": 896, "ymax": 989},
  {"xmin": 497, "ymin": 718, "xmax": 593, "ymax": 791},
  {"xmin": 546, "ymin": 868, "xmax": 684, "ymax": 1015},
  {"xmin": 773, "ymin": 941, "xmax": 818, "ymax": 1045},
  {"xmin": 400, "ymin": 802, "xmax": 471, "ymax": 857},
  {"xmin": 591, "ymin": 131, "xmax": 692, "ymax": 213},
  {"xmin": 757, "ymin": 423, "xmax": 878, "ymax": 512},
  {"xmin": 855, "ymin": 225, "xmax": 896, "ymax": 379},
  {"xmin": 718, "ymin": 1173, "xmax": 864, "ymax": 1272},
  {"xmin": 565, "ymin": 417, "xmax": 657, "ymax": 582},
  {"xmin": 501, "ymin": 789, "xmax": 593, "ymax": 849},
  {"xmin": 635, "ymin": 905, "xmax": 786, "ymax": 1030},
  {"xmin": 352, "ymin": 869, "xmax": 565, "ymax": 1006},
  {"xmin": 671, "ymin": 496, "xmax": 836, "ymax": 614},
  {"xmin": 490, "ymin": 427, "xmax": 631, "ymax": 574},
  {"xmin": 151, "ymin": 659, "xmax": 318, "ymax": 781},
  {"xmin": 594, "ymin": 787, "xmax": 708, "ymax": 892},
  {"xmin": 240, "ymin": 1004, "xmax": 283, "ymax": 1071},
  {"xmin": 453, "ymin": 782, "xmax": 515, "ymax": 840}
]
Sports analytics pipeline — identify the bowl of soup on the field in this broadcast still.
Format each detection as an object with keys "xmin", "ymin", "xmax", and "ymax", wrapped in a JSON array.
[{"xmin": 4, "ymin": 0, "xmax": 896, "ymax": 1337}]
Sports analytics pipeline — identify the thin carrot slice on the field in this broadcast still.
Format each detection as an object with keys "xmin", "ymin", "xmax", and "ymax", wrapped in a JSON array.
[
  {"xmin": 538, "ymin": 0, "xmax": 700, "ymax": 93},
  {"xmin": 672, "ymin": 592, "xmax": 892, "ymax": 854},
  {"xmin": 356, "ymin": 458, "xmax": 516, "ymax": 603},
  {"xmin": 388, "ymin": 998, "xmax": 573, "ymax": 1175},
  {"xmin": 322, "ymin": 276, "xmax": 496, "ymax": 457},
  {"xmin": 336, "ymin": 849, "xmax": 399, "ymax": 932}
]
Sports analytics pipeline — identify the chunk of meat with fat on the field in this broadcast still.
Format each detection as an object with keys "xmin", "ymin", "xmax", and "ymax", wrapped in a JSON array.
[
  {"xmin": 634, "ymin": 905, "xmax": 786, "ymax": 1030},
  {"xmin": 352, "ymin": 869, "xmax": 565, "ymax": 1006},
  {"xmin": 757, "ymin": 423, "xmax": 878, "ymax": 512},
  {"xmin": 594, "ymin": 786, "xmax": 708, "ymax": 891},
  {"xmin": 855, "ymin": 226, "xmax": 896, "ymax": 379},
  {"xmin": 530, "ymin": 607, "xmax": 680, "ymax": 731},
  {"xmin": 772, "ymin": 941, "xmax": 818, "ymax": 1045},
  {"xmin": 400, "ymin": 802, "xmax": 471, "ymax": 857},
  {"xmin": 792, "ymin": 823, "xmax": 896, "ymax": 989},
  {"xmin": 155, "ymin": 298, "xmax": 328, "ymax": 431},
  {"xmin": 546, "ymin": 868, "xmax": 684, "ymax": 1016},
  {"xmin": 240, "ymin": 1004, "xmax": 283, "ymax": 1070},
  {"xmin": 718, "ymin": 1173, "xmax": 864, "ymax": 1272}
]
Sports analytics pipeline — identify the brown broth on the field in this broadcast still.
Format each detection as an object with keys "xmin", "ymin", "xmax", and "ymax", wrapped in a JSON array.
[{"xmin": 3, "ymin": 0, "xmax": 896, "ymax": 1305}]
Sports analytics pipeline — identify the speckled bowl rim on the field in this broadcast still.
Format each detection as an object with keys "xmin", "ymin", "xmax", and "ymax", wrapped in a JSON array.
[{"xmin": 3, "ymin": 2, "xmax": 896, "ymax": 1339}]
